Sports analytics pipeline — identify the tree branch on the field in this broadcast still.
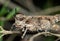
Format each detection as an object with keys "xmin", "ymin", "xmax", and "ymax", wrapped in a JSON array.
[
  {"xmin": 0, "ymin": 26, "xmax": 21, "ymax": 38},
  {"xmin": 29, "ymin": 32, "xmax": 60, "ymax": 41}
]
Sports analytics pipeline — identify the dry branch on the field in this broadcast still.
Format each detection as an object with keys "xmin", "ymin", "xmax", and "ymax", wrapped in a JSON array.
[
  {"xmin": 29, "ymin": 32, "xmax": 60, "ymax": 41},
  {"xmin": 0, "ymin": 26, "xmax": 21, "ymax": 38}
]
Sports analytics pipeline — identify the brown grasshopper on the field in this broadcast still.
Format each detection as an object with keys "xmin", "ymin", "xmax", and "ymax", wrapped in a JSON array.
[{"xmin": 11, "ymin": 14, "xmax": 60, "ymax": 38}]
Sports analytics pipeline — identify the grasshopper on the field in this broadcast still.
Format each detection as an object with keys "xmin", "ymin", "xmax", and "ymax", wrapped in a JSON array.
[{"xmin": 11, "ymin": 14, "xmax": 60, "ymax": 38}]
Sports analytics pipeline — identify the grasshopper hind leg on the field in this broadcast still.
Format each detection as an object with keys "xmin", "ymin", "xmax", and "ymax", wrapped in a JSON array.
[{"xmin": 21, "ymin": 28, "xmax": 28, "ymax": 39}]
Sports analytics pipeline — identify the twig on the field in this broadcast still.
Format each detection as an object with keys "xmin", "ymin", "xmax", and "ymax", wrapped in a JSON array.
[
  {"xmin": 0, "ymin": 34, "xmax": 5, "ymax": 38},
  {"xmin": 0, "ymin": 30, "xmax": 20, "ymax": 34},
  {"xmin": 24, "ymin": 0, "xmax": 38, "ymax": 12},
  {"xmin": 29, "ymin": 32, "xmax": 60, "ymax": 41},
  {"xmin": 0, "ymin": 0, "xmax": 30, "ymax": 15},
  {"xmin": 15, "ymin": 0, "xmax": 40, "ymax": 12},
  {"xmin": 55, "ymin": 38, "xmax": 60, "ymax": 41},
  {"xmin": 34, "ymin": 6, "xmax": 60, "ymax": 15},
  {"xmin": 0, "ymin": 26, "xmax": 21, "ymax": 38}
]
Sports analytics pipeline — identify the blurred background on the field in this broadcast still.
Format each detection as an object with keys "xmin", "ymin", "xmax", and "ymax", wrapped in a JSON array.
[{"xmin": 0, "ymin": 0, "xmax": 60, "ymax": 41}]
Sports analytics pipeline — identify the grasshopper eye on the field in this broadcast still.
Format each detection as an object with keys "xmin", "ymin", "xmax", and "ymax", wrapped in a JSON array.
[
  {"xmin": 19, "ymin": 17, "xmax": 25, "ymax": 21},
  {"xmin": 26, "ymin": 20, "xmax": 30, "ymax": 24}
]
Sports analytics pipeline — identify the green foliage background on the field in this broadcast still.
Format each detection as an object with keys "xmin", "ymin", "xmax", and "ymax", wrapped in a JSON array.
[{"xmin": 0, "ymin": 2, "xmax": 20, "ymax": 41}]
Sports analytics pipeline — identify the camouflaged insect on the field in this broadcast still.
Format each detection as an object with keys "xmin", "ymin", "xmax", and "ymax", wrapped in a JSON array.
[{"xmin": 11, "ymin": 14, "xmax": 60, "ymax": 38}]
